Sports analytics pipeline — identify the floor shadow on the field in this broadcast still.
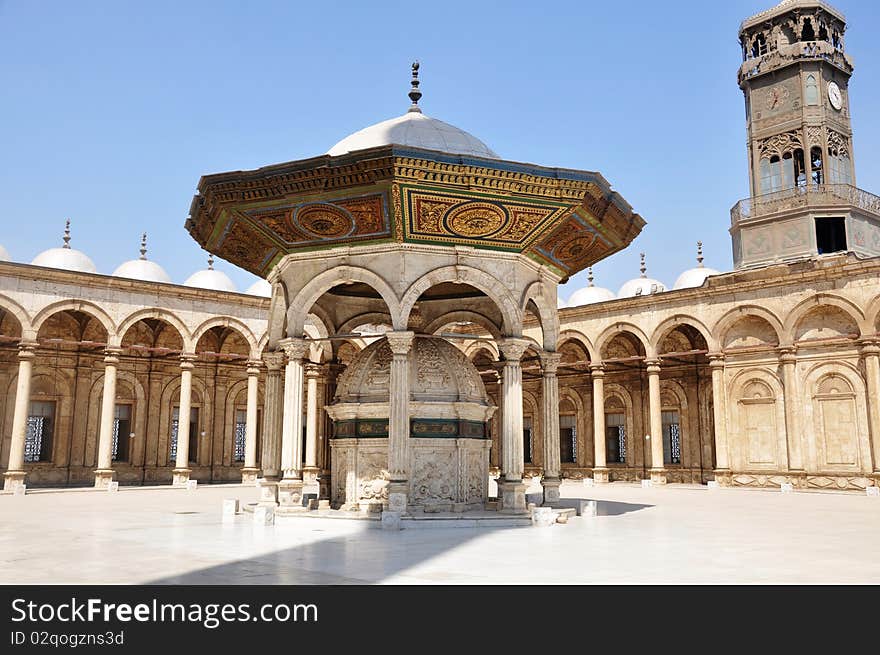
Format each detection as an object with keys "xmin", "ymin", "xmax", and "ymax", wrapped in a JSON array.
[{"xmin": 592, "ymin": 500, "xmax": 652, "ymax": 517}]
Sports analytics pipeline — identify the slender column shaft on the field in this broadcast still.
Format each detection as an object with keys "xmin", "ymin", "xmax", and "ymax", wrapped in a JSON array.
[
  {"xmin": 96, "ymin": 349, "xmax": 121, "ymax": 471},
  {"xmin": 647, "ymin": 359, "xmax": 664, "ymax": 470},
  {"xmin": 779, "ymin": 347, "xmax": 803, "ymax": 470},
  {"xmin": 174, "ymin": 356, "xmax": 195, "ymax": 470},
  {"xmin": 709, "ymin": 354, "xmax": 730, "ymax": 472},
  {"xmin": 592, "ymin": 365, "xmax": 607, "ymax": 469},
  {"xmin": 860, "ymin": 341, "xmax": 880, "ymax": 472},
  {"xmin": 386, "ymin": 332, "xmax": 414, "ymax": 481},
  {"xmin": 280, "ymin": 338, "xmax": 308, "ymax": 480},
  {"xmin": 304, "ymin": 364, "xmax": 320, "ymax": 469},
  {"xmin": 260, "ymin": 352, "xmax": 284, "ymax": 479},
  {"xmin": 500, "ymin": 339, "xmax": 529, "ymax": 482},
  {"xmin": 4, "ymin": 343, "xmax": 37, "ymax": 485},
  {"xmin": 244, "ymin": 363, "xmax": 260, "ymax": 471},
  {"xmin": 541, "ymin": 352, "xmax": 562, "ymax": 479}
]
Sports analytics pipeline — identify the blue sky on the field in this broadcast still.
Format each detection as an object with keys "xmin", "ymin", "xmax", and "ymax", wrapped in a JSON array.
[{"xmin": 1, "ymin": 0, "xmax": 878, "ymax": 298}]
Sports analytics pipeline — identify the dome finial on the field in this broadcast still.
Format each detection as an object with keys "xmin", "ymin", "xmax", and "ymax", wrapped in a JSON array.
[
  {"xmin": 63, "ymin": 219, "xmax": 71, "ymax": 249},
  {"xmin": 697, "ymin": 240, "xmax": 704, "ymax": 268},
  {"xmin": 207, "ymin": 253, "xmax": 214, "ymax": 270},
  {"xmin": 588, "ymin": 267, "xmax": 595, "ymax": 287},
  {"xmin": 408, "ymin": 61, "xmax": 422, "ymax": 113},
  {"xmin": 639, "ymin": 252, "xmax": 647, "ymax": 278},
  {"xmin": 139, "ymin": 232, "xmax": 148, "ymax": 260}
]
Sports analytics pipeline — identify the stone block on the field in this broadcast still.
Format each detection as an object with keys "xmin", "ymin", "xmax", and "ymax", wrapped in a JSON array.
[
  {"xmin": 641, "ymin": 479, "xmax": 653, "ymax": 488},
  {"xmin": 318, "ymin": 499, "xmax": 331, "ymax": 509},
  {"xmin": 530, "ymin": 507, "xmax": 555, "ymax": 527},
  {"xmin": 780, "ymin": 482, "xmax": 793, "ymax": 493},
  {"xmin": 307, "ymin": 499, "xmax": 319, "ymax": 510},
  {"xmin": 186, "ymin": 479, "xmax": 198, "ymax": 491},
  {"xmin": 381, "ymin": 511, "xmax": 402, "ymax": 530},
  {"xmin": 866, "ymin": 486, "xmax": 879, "ymax": 497},
  {"xmin": 13, "ymin": 484, "xmax": 26, "ymax": 496},
  {"xmin": 253, "ymin": 505, "xmax": 275, "ymax": 526},
  {"xmin": 107, "ymin": 481, "xmax": 119, "ymax": 492},
  {"xmin": 582, "ymin": 478, "xmax": 594, "ymax": 487},
  {"xmin": 452, "ymin": 502, "xmax": 466, "ymax": 513},
  {"xmin": 222, "ymin": 498, "xmax": 240, "ymax": 517}
]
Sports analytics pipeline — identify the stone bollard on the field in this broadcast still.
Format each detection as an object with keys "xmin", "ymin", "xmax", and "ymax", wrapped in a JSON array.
[
  {"xmin": 186, "ymin": 479, "xmax": 198, "ymax": 491},
  {"xmin": 641, "ymin": 479, "xmax": 653, "ymax": 488},
  {"xmin": 581, "ymin": 500, "xmax": 598, "ymax": 517},
  {"xmin": 13, "ymin": 485, "xmax": 26, "ymax": 496},
  {"xmin": 531, "ymin": 506, "xmax": 556, "ymax": 528},
  {"xmin": 780, "ymin": 482, "xmax": 793, "ymax": 493},
  {"xmin": 307, "ymin": 499, "xmax": 319, "ymax": 511},
  {"xmin": 381, "ymin": 511, "xmax": 402, "ymax": 530},
  {"xmin": 107, "ymin": 481, "xmax": 119, "ymax": 493},
  {"xmin": 582, "ymin": 478, "xmax": 594, "ymax": 487},
  {"xmin": 866, "ymin": 486, "xmax": 879, "ymax": 497},
  {"xmin": 222, "ymin": 499, "xmax": 240, "ymax": 518},
  {"xmin": 253, "ymin": 505, "xmax": 275, "ymax": 526},
  {"xmin": 318, "ymin": 499, "xmax": 331, "ymax": 510}
]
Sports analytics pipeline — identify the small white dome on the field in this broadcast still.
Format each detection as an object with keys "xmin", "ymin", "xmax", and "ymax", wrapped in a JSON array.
[
  {"xmin": 0, "ymin": 244, "xmax": 10, "ymax": 262},
  {"xmin": 569, "ymin": 285, "xmax": 616, "ymax": 306},
  {"xmin": 328, "ymin": 111, "xmax": 499, "ymax": 159},
  {"xmin": 673, "ymin": 266, "xmax": 721, "ymax": 290},
  {"xmin": 246, "ymin": 279, "xmax": 272, "ymax": 297},
  {"xmin": 32, "ymin": 247, "xmax": 97, "ymax": 274},
  {"xmin": 618, "ymin": 277, "xmax": 666, "ymax": 298},
  {"xmin": 184, "ymin": 256, "xmax": 237, "ymax": 292},
  {"xmin": 113, "ymin": 259, "xmax": 172, "ymax": 284}
]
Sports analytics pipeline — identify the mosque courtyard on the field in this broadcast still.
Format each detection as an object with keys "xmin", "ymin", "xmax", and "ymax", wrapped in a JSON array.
[{"xmin": 2, "ymin": 482, "xmax": 878, "ymax": 585}]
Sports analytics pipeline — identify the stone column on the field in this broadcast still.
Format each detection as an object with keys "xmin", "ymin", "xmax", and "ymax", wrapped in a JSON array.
[
  {"xmin": 94, "ymin": 348, "xmax": 122, "ymax": 488},
  {"xmin": 646, "ymin": 358, "xmax": 666, "ymax": 484},
  {"xmin": 278, "ymin": 338, "xmax": 308, "ymax": 508},
  {"xmin": 258, "ymin": 351, "xmax": 284, "ymax": 505},
  {"xmin": 3, "ymin": 342, "xmax": 37, "ymax": 492},
  {"xmin": 778, "ymin": 346, "xmax": 804, "ymax": 473},
  {"xmin": 498, "ymin": 338, "xmax": 529, "ymax": 513},
  {"xmin": 172, "ymin": 354, "xmax": 196, "ymax": 486},
  {"xmin": 386, "ymin": 331, "xmax": 414, "ymax": 513},
  {"xmin": 240, "ymin": 360, "xmax": 261, "ymax": 484},
  {"xmin": 319, "ymin": 362, "xmax": 344, "ymax": 500},
  {"xmin": 860, "ymin": 339, "xmax": 880, "ymax": 474},
  {"xmin": 302, "ymin": 363, "xmax": 322, "ymax": 496},
  {"xmin": 591, "ymin": 364, "xmax": 609, "ymax": 483},
  {"xmin": 540, "ymin": 351, "xmax": 562, "ymax": 504},
  {"xmin": 708, "ymin": 353, "xmax": 730, "ymax": 485}
]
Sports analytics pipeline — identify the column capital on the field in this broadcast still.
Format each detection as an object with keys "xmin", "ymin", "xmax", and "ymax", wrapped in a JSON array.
[
  {"xmin": 498, "ymin": 337, "xmax": 530, "ymax": 363},
  {"xmin": 304, "ymin": 362, "xmax": 322, "ymax": 378},
  {"xmin": 246, "ymin": 360, "xmax": 262, "ymax": 376},
  {"xmin": 589, "ymin": 363, "xmax": 606, "ymax": 377},
  {"xmin": 777, "ymin": 345, "xmax": 798, "ymax": 363},
  {"xmin": 858, "ymin": 338, "xmax": 880, "ymax": 356},
  {"xmin": 263, "ymin": 351, "xmax": 285, "ymax": 371},
  {"xmin": 539, "ymin": 351, "xmax": 562, "ymax": 375},
  {"xmin": 17, "ymin": 341, "xmax": 38, "ymax": 360},
  {"xmin": 707, "ymin": 351, "xmax": 726, "ymax": 365},
  {"xmin": 278, "ymin": 337, "xmax": 309, "ymax": 360},
  {"xmin": 103, "ymin": 347, "xmax": 123, "ymax": 365},
  {"xmin": 645, "ymin": 358, "xmax": 661, "ymax": 373},
  {"xmin": 385, "ymin": 330, "xmax": 415, "ymax": 355},
  {"xmin": 179, "ymin": 353, "xmax": 197, "ymax": 370}
]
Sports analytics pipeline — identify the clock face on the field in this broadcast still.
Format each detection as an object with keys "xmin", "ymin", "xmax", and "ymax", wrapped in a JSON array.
[
  {"xmin": 765, "ymin": 85, "xmax": 790, "ymax": 110},
  {"xmin": 828, "ymin": 81, "xmax": 843, "ymax": 110}
]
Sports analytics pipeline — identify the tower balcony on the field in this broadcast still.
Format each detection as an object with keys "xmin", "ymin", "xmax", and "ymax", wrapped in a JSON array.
[
  {"xmin": 731, "ymin": 183, "xmax": 880, "ymax": 227},
  {"xmin": 738, "ymin": 40, "xmax": 853, "ymax": 87}
]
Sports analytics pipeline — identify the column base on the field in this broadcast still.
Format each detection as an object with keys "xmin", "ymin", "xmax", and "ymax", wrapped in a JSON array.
[
  {"xmin": 240, "ymin": 467, "xmax": 260, "ymax": 485},
  {"xmin": 387, "ymin": 481, "xmax": 408, "ymax": 513},
  {"xmin": 172, "ymin": 468, "xmax": 191, "ymax": 486},
  {"xmin": 499, "ymin": 480, "xmax": 528, "ymax": 514},
  {"xmin": 713, "ymin": 469, "xmax": 732, "ymax": 487},
  {"xmin": 93, "ymin": 469, "xmax": 116, "ymax": 489},
  {"xmin": 649, "ymin": 468, "xmax": 667, "ymax": 485},
  {"xmin": 317, "ymin": 470, "xmax": 332, "ymax": 500},
  {"xmin": 302, "ymin": 466, "xmax": 321, "ymax": 497},
  {"xmin": 541, "ymin": 477, "xmax": 561, "ymax": 505},
  {"xmin": 3, "ymin": 470, "xmax": 26, "ymax": 492},
  {"xmin": 278, "ymin": 479, "xmax": 305, "ymax": 507},
  {"xmin": 257, "ymin": 479, "xmax": 279, "ymax": 506},
  {"xmin": 592, "ymin": 467, "xmax": 610, "ymax": 484}
]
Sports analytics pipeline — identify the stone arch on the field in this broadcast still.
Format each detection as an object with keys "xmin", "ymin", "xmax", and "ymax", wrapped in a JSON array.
[
  {"xmin": 288, "ymin": 266, "xmax": 402, "ymax": 336},
  {"xmin": 521, "ymin": 280, "xmax": 559, "ymax": 351},
  {"xmin": 400, "ymin": 265, "xmax": 522, "ymax": 337},
  {"xmin": 0, "ymin": 293, "xmax": 32, "ymax": 339},
  {"xmin": 115, "ymin": 308, "xmax": 192, "ymax": 352},
  {"xmin": 801, "ymin": 360, "xmax": 872, "ymax": 473},
  {"xmin": 596, "ymin": 323, "xmax": 651, "ymax": 361},
  {"xmin": 557, "ymin": 329, "xmax": 597, "ymax": 362},
  {"xmin": 715, "ymin": 306, "xmax": 783, "ymax": 350},
  {"xmin": 265, "ymin": 279, "xmax": 288, "ymax": 348},
  {"xmin": 651, "ymin": 314, "xmax": 716, "ymax": 353},
  {"xmin": 785, "ymin": 295, "xmax": 864, "ymax": 343},
  {"xmin": 423, "ymin": 310, "xmax": 503, "ymax": 342},
  {"xmin": 337, "ymin": 312, "xmax": 395, "ymax": 336},
  {"xmin": 191, "ymin": 317, "xmax": 259, "ymax": 358},
  {"xmin": 32, "ymin": 300, "xmax": 115, "ymax": 342},
  {"xmin": 728, "ymin": 368, "xmax": 786, "ymax": 471},
  {"xmin": 866, "ymin": 295, "xmax": 880, "ymax": 336},
  {"xmin": 464, "ymin": 341, "xmax": 499, "ymax": 363}
]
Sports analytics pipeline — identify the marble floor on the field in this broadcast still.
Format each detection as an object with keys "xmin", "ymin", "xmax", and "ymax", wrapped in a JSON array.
[{"xmin": 1, "ymin": 481, "xmax": 878, "ymax": 584}]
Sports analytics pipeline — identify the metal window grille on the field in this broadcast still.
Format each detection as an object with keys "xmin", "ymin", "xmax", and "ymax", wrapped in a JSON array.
[
  {"xmin": 24, "ymin": 416, "xmax": 44, "ymax": 463},
  {"xmin": 233, "ymin": 413, "xmax": 247, "ymax": 463}
]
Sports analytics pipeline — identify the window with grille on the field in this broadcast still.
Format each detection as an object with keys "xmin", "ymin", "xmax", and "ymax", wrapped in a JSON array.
[
  {"xmin": 605, "ymin": 412, "xmax": 626, "ymax": 463},
  {"xmin": 234, "ymin": 409, "xmax": 247, "ymax": 463},
  {"xmin": 112, "ymin": 404, "xmax": 132, "ymax": 462},
  {"xmin": 170, "ymin": 406, "xmax": 200, "ymax": 463},
  {"xmin": 662, "ymin": 410, "xmax": 681, "ymax": 465},
  {"xmin": 559, "ymin": 414, "xmax": 576, "ymax": 463},
  {"xmin": 522, "ymin": 416, "xmax": 533, "ymax": 463},
  {"xmin": 25, "ymin": 401, "xmax": 55, "ymax": 462}
]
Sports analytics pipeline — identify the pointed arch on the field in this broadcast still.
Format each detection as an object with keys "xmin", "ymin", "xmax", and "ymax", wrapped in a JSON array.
[
  {"xmin": 423, "ymin": 310, "xmax": 503, "ymax": 342},
  {"xmin": 0, "ymin": 293, "xmax": 33, "ymax": 339},
  {"xmin": 520, "ymin": 280, "xmax": 559, "ymax": 351}
]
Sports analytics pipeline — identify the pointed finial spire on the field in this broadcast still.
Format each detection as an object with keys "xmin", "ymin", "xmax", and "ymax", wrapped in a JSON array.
[
  {"xmin": 207, "ymin": 254, "xmax": 214, "ymax": 270},
  {"xmin": 588, "ymin": 267, "xmax": 595, "ymax": 287},
  {"xmin": 696, "ymin": 241, "xmax": 704, "ymax": 267},
  {"xmin": 408, "ymin": 61, "xmax": 422, "ymax": 113},
  {"xmin": 639, "ymin": 252, "xmax": 647, "ymax": 278},
  {"xmin": 139, "ymin": 232, "xmax": 148, "ymax": 260},
  {"xmin": 62, "ymin": 219, "xmax": 71, "ymax": 249}
]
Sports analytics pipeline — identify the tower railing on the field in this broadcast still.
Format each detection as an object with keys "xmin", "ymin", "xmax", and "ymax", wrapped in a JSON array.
[
  {"xmin": 730, "ymin": 183, "xmax": 880, "ymax": 226},
  {"xmin": 738, "ymin": 40, "xmax": 853, "ymax": 85}
]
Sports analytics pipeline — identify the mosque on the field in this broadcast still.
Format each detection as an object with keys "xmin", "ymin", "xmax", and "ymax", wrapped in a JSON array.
[{"xmin": 2, "ymin": 0, "xmax": 879, "ymax": 511}]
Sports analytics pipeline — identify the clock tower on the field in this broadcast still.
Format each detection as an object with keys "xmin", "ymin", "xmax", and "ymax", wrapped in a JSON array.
[{"xmin": 731, "ymin": 0, "xmax": 880, "ymax": 269}]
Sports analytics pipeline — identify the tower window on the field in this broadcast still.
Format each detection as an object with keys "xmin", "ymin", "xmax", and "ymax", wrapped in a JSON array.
[
  {"xmin": 801, "ymin": 18, "xmax": 815, "ymax": 42},
  {"xmin": 815, "ymin": 217, "xmax": 847, "ymax": 254},
  {"xmin": 810, "ymin": 146, "xmax": 823, "ymax": 185},
  {"xmin": 805, "ymin": 75, "xmax": 819, "ymax": 105}
]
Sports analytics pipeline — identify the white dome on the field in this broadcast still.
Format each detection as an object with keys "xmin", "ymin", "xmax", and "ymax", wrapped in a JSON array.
[
  {"xmin": 32, "ymin": 247, "xmax": 97, "ymax": 274},
  {"xmin": 569, "ymin": 285, "xmax": 616, "ymax": 306},
  {"xmin": 246, "ymin": 279, "xmax": 272, "ymax": 297},
  {"xmin": 113, "ymin": 259, "xmax": 172, "ymax": 284},
  {"xmin": 673, "ymin": 266, "xmax": 721, "ymax": 290},
  {"xmin": 0, "ymin": 244, "xmax": 10, "ymax": 262},
  {"xmin": 184, "ymin": 266, "xmax": 237, "ymax": 293},
  {"xmin": 618, "ymin": 277, "xmax": 667, "ymax": 298},
  {"xmin": 328, "ymin": 111, "xmax": 499, "ymax": 159}
]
